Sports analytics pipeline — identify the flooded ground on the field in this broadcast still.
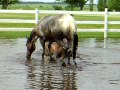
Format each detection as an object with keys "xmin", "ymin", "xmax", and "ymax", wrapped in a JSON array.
[{"xmin": 0, "ymin": 38, "xmax": 120, "ymax": 90}]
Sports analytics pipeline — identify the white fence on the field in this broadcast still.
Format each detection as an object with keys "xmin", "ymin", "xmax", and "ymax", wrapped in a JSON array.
[{"xmin": 0, "ymin": 8, "xmax": 120, "ymax": 39}]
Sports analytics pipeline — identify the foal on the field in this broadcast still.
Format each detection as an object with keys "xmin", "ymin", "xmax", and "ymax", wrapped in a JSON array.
[{"xmin": 45, "ymin": 39, "xmax": 72, "ymax": 66}]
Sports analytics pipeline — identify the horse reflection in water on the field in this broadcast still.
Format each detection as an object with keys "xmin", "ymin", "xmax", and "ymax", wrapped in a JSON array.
[
  {"xmin": 26, "ymin": 14, "xmax": 78, "ymax": 66},
  {"xmin": 26, "ymin": 60, "xmax": 77, "ymax": 90}
]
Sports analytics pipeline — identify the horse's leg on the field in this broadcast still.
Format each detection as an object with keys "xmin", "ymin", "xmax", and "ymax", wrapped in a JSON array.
[
  {"xmin": 59, "ymin": 51, "xmax": 66, "ymax": 67},
  {"xmin": 72, "ymin": 32, "xmax": 78, "ymax": 66},
  {"xmin": 42, "ymin": 40, "xmax": 45, "ymax": 60},
  {"xmin": 67, "ymin": 50, "xmax": 71, "ymax": 65},
  {"xmin": 48, "ymin": 41, "xmax": 53, "ymax": 61},
  {"xmin": 39, "ymin": 38, "xmax": 46, "ymax": 60},
  {"xmin": 65, "ymin": 39, "xmax": 72, "ymax": 65}
]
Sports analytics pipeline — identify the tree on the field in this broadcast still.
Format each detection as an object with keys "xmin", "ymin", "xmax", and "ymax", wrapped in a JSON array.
[
  {"xmin": 108, "ymin": 0, "xmax": 114, "ymax": 11},
  {"xmin": 108, "ymin": 0, "xmax": 120, "ymax": 11},
  {"xmin": 76, "ymin": 0, "xmax": 88, "ymax": 10},
  {"xmin": 0, "ymin": 0, "xmax": 19, "ymax": 9},
  {"xmin": 65, "ymin": 0, "xmax": 75, "ymax": 10},
  {"xmin": 114, "ymin": 0, "xmax": 120, "ymax": 11},
  {"xmin": 90, "ymin": 0, "xmax": 93, "ymax": 11},
  {"xmin": 65, "ymin": 0, "xmax": 88, "ymax": 10},
  {"xmin": 97, "ymin": 0, "xmax": 105, "ymax": 11}
]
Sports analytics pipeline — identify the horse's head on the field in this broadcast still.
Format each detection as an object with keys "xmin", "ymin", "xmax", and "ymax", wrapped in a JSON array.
[
  {"xmin": 26, "ymin": 36, "xmax": 37, "ymax": 59},
  {"xmin": 62, "ymin": 38, "xmax": 72, "ymax": 55}
]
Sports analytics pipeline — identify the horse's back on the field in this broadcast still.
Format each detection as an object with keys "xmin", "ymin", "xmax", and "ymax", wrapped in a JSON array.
[
  {"xmin": 56, "ymin": 14, "xmax": 76, "ymax": 32},
  {"xmin": 37, "ymin": 14, "xmax": 76, "ymax": 32},
  {"xmin": 35, "ymin": 14, "xmax": 77, "ymax": 44},
  {"xmin": 51, "ymin": 14, "xmax": 77, "ymax": 39}
]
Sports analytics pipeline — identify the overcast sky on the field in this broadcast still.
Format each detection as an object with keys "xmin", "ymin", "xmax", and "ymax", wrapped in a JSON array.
[{"xmin": 20, "ymin": 0, "xmax": 98, "ymax": 4}]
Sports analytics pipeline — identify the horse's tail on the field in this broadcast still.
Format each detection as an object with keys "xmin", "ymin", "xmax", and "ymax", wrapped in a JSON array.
[{"xmin": 73, "ymin": 32, "xmax": 78, "ymax": 59}]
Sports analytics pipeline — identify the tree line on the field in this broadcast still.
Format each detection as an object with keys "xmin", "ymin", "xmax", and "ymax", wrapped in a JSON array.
[{"xmin": 0, "ymin": 0, "xmax": 120, "ymax": 11}]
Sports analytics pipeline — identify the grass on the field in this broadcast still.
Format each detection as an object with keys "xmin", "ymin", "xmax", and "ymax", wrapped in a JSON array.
[
  {"xmin": 78, "ymin": 32, "xmax": 120, "ymax": 39},
  {"xmin": 0, "ymin": 23, "xmax": 35, "ymax": 28},
  {"xmin": 0, "ymin": 31, "xmax": 31, "ymax": 39},
  {"xmin": 0, "ymin": 31, "xmax": 120, "ymax": 39}
]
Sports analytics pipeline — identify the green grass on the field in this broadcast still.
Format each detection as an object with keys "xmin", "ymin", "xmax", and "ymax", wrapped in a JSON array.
[
  {"xmin": 78, "ymin": 32, "xmax": 120, "ymax": 39},
  {"xmin": 0, "ymin": 31, "xmax": 31, "ymax": 39},
  {"xmin": 0, "ymin": 31, "xmax": 120, "ymax": 39},
  {"xmin": 0, "ymin": 23, "xmax": 35, "ymax": 28},
  {"xmin": 0, "ymin": 13, "xmax": 35, "ymax": 19}
]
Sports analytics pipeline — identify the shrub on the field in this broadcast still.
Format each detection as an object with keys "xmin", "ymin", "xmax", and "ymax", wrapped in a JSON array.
[
  {"xmin": 97, "ymin": 0, "xmax": 105, "ymax": 11},
  {"xmin": 53, "ymin": 5, "xmax": 64, "ymax": 10}
]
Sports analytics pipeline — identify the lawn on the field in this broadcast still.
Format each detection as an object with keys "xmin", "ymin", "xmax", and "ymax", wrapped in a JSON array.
[{"xmin": 0, "ymin": 31, "xmax": 120, "ymax": 39}]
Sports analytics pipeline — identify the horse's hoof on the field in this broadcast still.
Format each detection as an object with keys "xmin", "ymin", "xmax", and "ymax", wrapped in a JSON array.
[
  {"xmin": 50, "ymin": 60, "xmax": 54, "ymax": 62},
  {"xmin": 50, "ymin": 58, "xmax": 55, "ymax": 63},
  {"xmin": 62, "ymin": 62, "xmax": 66, "ymax": 67},
  {"xmin": 75, "ymin": 63, "xmax": 77, "ymax": 66},
  {"xmin": 26, "ymin": 54, "xmax": 31, "ymax": 60},
  {"xmin": 68, "ymin": 62, "xmax": 71, "ymax": 65}
]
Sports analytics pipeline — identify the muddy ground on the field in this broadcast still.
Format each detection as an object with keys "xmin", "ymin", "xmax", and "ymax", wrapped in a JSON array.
[{"xmin": 0, "ymin": 39, "xmax": 120, "ymax": 90}]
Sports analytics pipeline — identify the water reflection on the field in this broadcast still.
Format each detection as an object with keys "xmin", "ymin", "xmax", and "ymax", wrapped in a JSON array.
[
  {"xmin": 25, "ymin": 59, "xmax": 77, "ymax": 90},
  {"xmin": 104, "ymin": 38, "xmax": 108, "ymax": 48},
  {"xmin": 79, "ymin": 38, "xmax": 120, "ymax": 49}
]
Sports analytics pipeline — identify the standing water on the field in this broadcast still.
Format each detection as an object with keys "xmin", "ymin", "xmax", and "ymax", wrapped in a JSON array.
[{"xmin": 0, "ymin": 38, "xmax": 120, "ymax": 90}]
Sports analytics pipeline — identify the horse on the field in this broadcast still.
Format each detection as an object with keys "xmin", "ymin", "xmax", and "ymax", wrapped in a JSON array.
[
  {"xmin": 26, "ymin": 14, "xmax": 78, "ymax": 66},
  {"xmin": 44, "ymin": 38, "xmax": 72, "ymax": 66}
]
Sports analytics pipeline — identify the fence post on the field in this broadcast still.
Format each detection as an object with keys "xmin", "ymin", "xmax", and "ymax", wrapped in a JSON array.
[
  {"xmin": 35, "ymin": 8, "xmax": 39, "ymax": 24},
  {"xmin": 104, "ymin": 8, "xmax": 108, "ymax": 39}
]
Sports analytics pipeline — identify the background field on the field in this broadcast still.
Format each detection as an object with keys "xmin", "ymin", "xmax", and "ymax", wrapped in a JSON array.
[{"xmin": 0, "ymin": 3, "xmax": 120, "ymax": 39}]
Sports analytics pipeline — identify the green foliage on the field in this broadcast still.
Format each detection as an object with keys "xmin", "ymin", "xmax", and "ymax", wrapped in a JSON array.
[
  {"xmin": 76, "ymin": 0, "xmax": 87, "ymax": 10},
  {"xmin": 64, "ymin": 0, "xmax": 87, "ymax": 10},
  {"xmin": 114, "ymin": 0, "xmax": 120, "ymax": 11},
  {"xmin": 108, "ymin": 0, "xmax": 120, "ymax": 11},
  {"xmin": 53, "ymin": 5, "xmax": 64, "ymax": 10},
  {"xmin": 65, "ymin": 0, "xmax": 74, "ymax": 10},
  {"xmin": 90, "ymin": 0, "xmax": 93, "ymax": 11},
  {"xmin": 97, "ymin": 0, "xmax": 105, "ymax": 11},
  {"xmin": 0, "ymin": 0, "xmax": 19, "ymax": 9},
  {"xmin": 108, "ymin": 0, "xmax": 114, "ymax": 11}
]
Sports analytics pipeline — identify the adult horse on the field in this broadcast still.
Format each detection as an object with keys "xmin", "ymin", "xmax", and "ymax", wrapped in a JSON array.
[{"xmin": 26, "ymin": 14, "xmax": 78, "ymax": 65}]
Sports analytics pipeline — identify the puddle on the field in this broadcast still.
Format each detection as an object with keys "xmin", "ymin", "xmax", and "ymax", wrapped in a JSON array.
[{"xmin": 0, "ymin": 38, "xmax": 120, "ymax": 90}]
